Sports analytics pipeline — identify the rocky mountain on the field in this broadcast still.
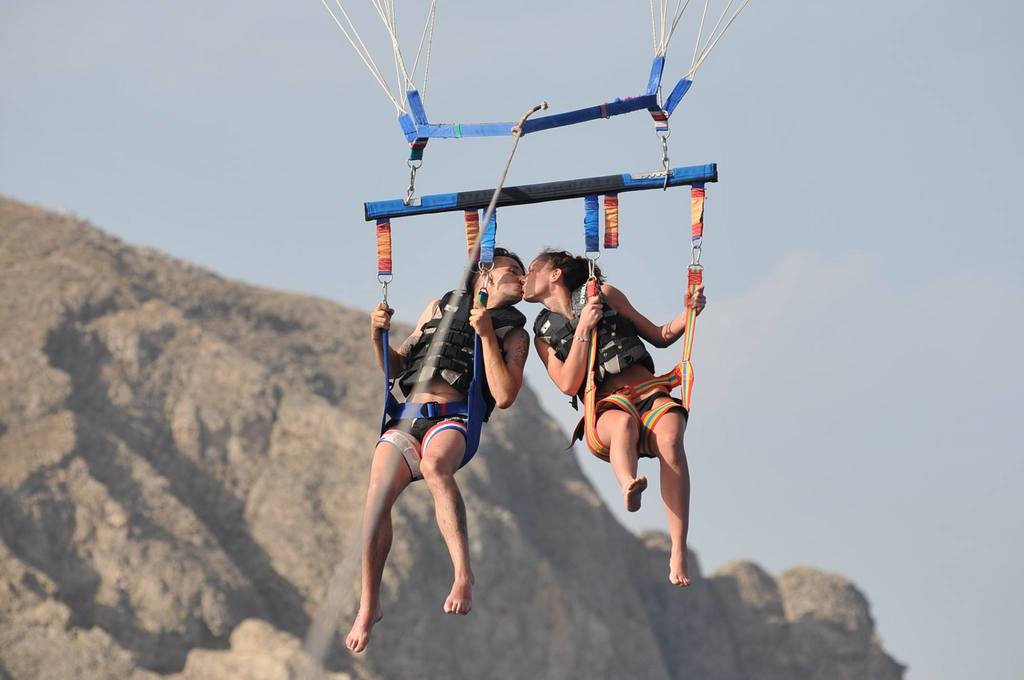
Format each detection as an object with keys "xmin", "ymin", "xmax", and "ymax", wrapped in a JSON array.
[{"xmin": 0, "ymin": 196, "xmax": 905, "ymax": 679}]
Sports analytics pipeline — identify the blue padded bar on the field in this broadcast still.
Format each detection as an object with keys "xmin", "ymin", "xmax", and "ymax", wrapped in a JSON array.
[
  {"xmin": 364, "ymin": 163, "xmax": 718, "ymax": 220},
  {"xmin": 398, "ymin": 93, "xmax": 664, "ymax": 140},
  {"xmin": 583, "ymin": 195, "xmax": 600, "ymax": 253},
  {"xmin": 646, "ymin": 56, "xmax": 666, "ymax": 95},
  {"xmin": 480, "ymin": 210, "xmax": 497, "ymax": 265},
  {"xmin": 414, "ymin": 122, "xmax": 516, "ymax": 138},
  {"xmin": 366, "ymin": 192, "xmax": 461, "ymax": 219},
  {"xmin": 407, "ymin": 90, "xmax": 429, "ymax": 124},
  {"xmin": 520, "ymin": 94, "xmax": 659, "ymax": 135},
  {"xmin": 663, "ymin": 78, "xmax": 693, "ymax": 116},
  {"xmin": 398, "ymin": 113, "xmax": 418, "ymax": 142}
]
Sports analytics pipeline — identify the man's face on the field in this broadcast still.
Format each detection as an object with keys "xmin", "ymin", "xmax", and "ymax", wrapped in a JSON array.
[
  {"xmin": 485, "ymin": 255, "xmax": 525, "ymax": 305},
  {"xmin": 522, "ymin": 258, "xmax": 555, "ymax": 303}
]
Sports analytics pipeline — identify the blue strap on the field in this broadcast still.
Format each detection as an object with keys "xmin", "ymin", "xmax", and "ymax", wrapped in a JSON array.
[
  {"xmin": 584, "ymin": 195, "xmax": 600, "ymax": 253},
  {"xmin": 521, "ymin": 95, "xmax": 659, "ymax": 135},
  {"xmin": 646, "ymin": 56, "xmax": 666, "ymax": 95},
  {"xmin": 407, "ymin": 90, "xmax": 429, "ymax": 124},
  {"xmin": 414, "ymin": 122, "xmax": 516, "ymax": 138},
  {"xmin": 380, "ymin": 329, "xmax": 403, "ymax": 433},
  {"xmin": 398, "ymin": 113, "xmax": 418, "ymax": 143},
  {"xmin": 479, "ymin": 209, "xmax": 497, "ymax": 265},
  {"xmin": 394, "ymin": 401, "xmax": 470, "ymax": 420},
  {"xmin": 462, "ymin": 335, "xmax": 485, "ymax": 464},
  {"xmin": 663, "ymin": 78, "xmax": 693, "ymax": 116}
]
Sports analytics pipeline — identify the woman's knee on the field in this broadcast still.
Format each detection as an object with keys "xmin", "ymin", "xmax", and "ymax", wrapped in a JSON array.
[{"xmin": 600, "ymin": 410, "xmax": 639, "ymax": 438}]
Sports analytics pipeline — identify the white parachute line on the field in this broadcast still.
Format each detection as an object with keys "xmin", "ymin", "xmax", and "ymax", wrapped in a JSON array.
[
  {"xmin": 701, "ymin": 0, "xmax": 738, "ymax": 58},
  {"xmin": 689, "ymin": 0, "xmax": 751, "ymax": 78},
  {"xmin": 410, "ymin": 0, "xmax": 437, "ymax": 97},
  {"xmin": 661, "ymin": 0, "xmax": 669, "ymax": 53},
  {"xmin": 691, "ymin": 0, "xmax": 711, "ymax": 73},
  {"xmin": 367, "ymin": 0, "xmax": 414, "ymax": 105},
  {"xmin": 374, "ymin": 0, "xmax": 408, "ymax": 105},
  {"xmin": 321, "ymin": 0, "xmax": 404, "ymax": 113},
  {"xmin": 662, "ymin": 0, "xmax": 693, "ymax": 56},
  {"xmin": 421, "ymin": 2, "xmax": 437, "ymax": 101}
]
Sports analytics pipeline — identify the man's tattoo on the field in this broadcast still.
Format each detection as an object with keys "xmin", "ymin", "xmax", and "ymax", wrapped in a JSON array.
[
  {"xmin": 504, "ymin": 330, "xmax": 530, "ymax": 369},
  {"xmin": 397, "ymin": 332, "xmax": 421, "ymax": 357}
]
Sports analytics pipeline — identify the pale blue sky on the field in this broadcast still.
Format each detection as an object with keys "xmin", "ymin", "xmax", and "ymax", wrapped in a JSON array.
[{"xmin": 2, "ymin": 1, "xmax": 1022, "ymax": 678}]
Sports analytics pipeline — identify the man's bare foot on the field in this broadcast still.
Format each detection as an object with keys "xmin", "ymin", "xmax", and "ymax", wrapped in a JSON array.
[
  {"xmin": 623, "ymin": 476, "xmax": 648, "ymax": 512},
  {"xmin": 669, "ymin": 550, "xmax": 692, "ymax": 587},
  {"xmin": 345, "ymin": 605, "xmax": 383, "ymax": 653},
  {"xmin": 443, "ymin": 576, "xmax": 473, "ymax": 615}
]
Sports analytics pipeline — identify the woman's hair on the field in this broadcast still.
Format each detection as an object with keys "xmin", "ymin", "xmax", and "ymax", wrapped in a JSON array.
[{"xmin": 533, "ymin": 249, "xmax": 605, "ymax": 291}]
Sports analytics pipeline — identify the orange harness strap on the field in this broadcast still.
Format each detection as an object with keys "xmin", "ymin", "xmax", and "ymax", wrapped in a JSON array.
[{"xmin": 580, "ymin": 184, "xmax": 707, "ymax": 458}]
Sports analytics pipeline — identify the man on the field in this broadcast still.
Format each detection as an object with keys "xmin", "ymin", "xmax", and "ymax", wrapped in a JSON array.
[{"xmin": 346, "ymin": 248, "xmax": 529, "ymax": 653}]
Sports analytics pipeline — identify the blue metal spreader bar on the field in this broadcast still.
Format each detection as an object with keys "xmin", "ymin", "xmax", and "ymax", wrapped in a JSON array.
[
  {"xmin": 397, "ymin": 56, "xmax": 692, "ymax": 144},
  {"xmin": 364, "ymin": 163, "xmax": 717, "ymax": 221}
]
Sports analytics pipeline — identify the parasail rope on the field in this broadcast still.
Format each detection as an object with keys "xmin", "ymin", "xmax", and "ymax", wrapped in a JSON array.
[
  {"xmin": 321, "ymin": 0, "xmax": 404, "ymax": 113},
  {"xmin": 409, "ymin": 0, "xmax": 438, "ymax": 101},
  {"xmin": 653, "ymin": 0, "xmax": 694, "ymax": 58},
  {"xmin": 367, "ymin": 0, "xmax": 412, "ymax": 107},
  {"xmin": 664, "ymin": 0, "xmax": 693, "ymax": 53},
  {"xmin": 692, "ymin": 0, "xmax": 711, "ymax": 74},
  {"xmin": 688, "ymin": 0, "xmax": 750, "ymax": 77}
]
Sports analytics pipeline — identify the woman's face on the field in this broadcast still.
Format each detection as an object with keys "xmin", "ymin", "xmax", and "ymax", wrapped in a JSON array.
[{"xmin": 523, "ymin": 258, "xmax": 556, "ymax": 303}]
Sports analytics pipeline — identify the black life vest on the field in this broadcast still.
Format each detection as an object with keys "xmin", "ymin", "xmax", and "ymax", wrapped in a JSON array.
[
  {"xmin": 533, "ymin": 284, "xmax": 654, "ymax": 397},
  {"xmin": 398, "ymin": 290, "xmax": 526, "ymax": 420}
]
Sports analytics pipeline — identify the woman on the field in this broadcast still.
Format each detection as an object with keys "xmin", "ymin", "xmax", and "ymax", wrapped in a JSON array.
[{"xmin": 523, "ymin": 249, "xmax": 705, "ymax": 586}]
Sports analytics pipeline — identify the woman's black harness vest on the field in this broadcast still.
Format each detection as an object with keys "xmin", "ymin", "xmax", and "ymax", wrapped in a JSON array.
[
  {"xmin": 397, "ymin": 290, "xmax": 526, "ymax": 420},
  {"xmin": 533, "ymin": 284, "xmax": 655, "ymax": 399}
]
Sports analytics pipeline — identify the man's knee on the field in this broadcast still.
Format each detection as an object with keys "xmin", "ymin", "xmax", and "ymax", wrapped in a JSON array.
[{"xmin": 419, "ymin": 454, "xmax": 456, "ymax": 483}]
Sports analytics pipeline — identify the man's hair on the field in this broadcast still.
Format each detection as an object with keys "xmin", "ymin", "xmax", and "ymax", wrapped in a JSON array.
[
  {"xmin": 532, "ymin": 248, "xmax": 605, "ymax": 291},
  {"xmin": 473, "ymin": 246, "xmax": 525, "ymax": 274}
]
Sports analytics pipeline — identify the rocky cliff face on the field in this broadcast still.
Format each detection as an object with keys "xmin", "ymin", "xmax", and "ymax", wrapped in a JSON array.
[{"xmin": 0, "ymin": 196, "xmax": 905, "ymax": 679}]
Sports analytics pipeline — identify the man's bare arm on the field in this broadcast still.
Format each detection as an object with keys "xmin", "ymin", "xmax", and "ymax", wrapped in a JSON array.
[
  {"xmin": 371, "ymin": 299, "xmax": 439, "ymax": 374},
  {"xmin": 479, "ymin": 327, "xmax": 529, "ymax": 409}
]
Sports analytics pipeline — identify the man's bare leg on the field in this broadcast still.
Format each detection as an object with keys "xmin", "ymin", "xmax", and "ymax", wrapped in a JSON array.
[
  {"xmin": 346, "ymin": 441, "xmax": 412, "ymax": 652},
  {"xmin": 597, "ymin": 410, "xmax": 646, "ymax": 512},
  {"xmin": 419, "ymin": 429, "xmax": 473, "ymax": 615},
  {"xmin": 649, "ymin": 405, "xmax": 692, "ymax": 586}
]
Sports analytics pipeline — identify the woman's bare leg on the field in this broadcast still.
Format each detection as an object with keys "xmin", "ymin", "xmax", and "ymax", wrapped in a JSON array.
[
  {"xmin": 648, "ymin": 404, "xmax": 692, "ymax": 586},
  {"xmin": 596, "ymin": 409, "xmax": 647, "ymax": 511}
]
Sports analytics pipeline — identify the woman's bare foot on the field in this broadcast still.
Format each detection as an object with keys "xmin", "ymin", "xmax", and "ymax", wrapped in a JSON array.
[
  {"xmin": 345, "ymin": 605, "xmax": 383, "ymax": 653},
  {"xmin": 623, "ymin": 476, "xmax": 648, "ymax": 512},
  {"xmin": 443, "ymin": 575, "xmax": 473, "ymax": 615},
  {"xmin": 669, "ymin": 550, "xmax": 691, "ymax": 587}
]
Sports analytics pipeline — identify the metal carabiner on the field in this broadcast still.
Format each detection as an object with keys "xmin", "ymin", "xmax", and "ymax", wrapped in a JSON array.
[
  {"xmin": 690, "ymin": 239, "xmax": 703, "ymax": 267},
  {"xmin": 378, "ymin": 274, "xmax": 393, "ymax": 307},
  {"xmin": 403, "ymin": 160, "xmax": 422, "ymax": 205},
  {"xmin": 659, "ymin": 133, "xmax": 671, "ymax": 190}
]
